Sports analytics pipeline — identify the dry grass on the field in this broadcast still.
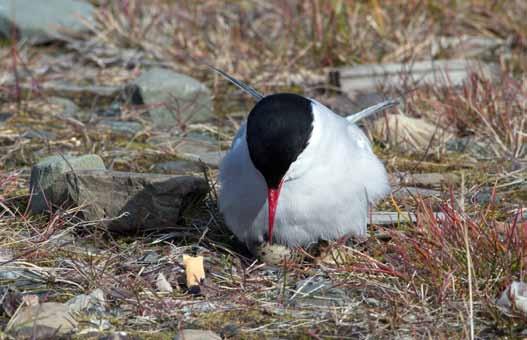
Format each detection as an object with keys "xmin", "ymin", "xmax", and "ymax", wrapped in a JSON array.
[{"xmin": 0, "ymin": 0, "xmax": 527, "ymax": 339}]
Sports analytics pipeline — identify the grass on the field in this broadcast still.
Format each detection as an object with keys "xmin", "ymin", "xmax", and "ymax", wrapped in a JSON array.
[{"xmin": 0, "ymin": 0, "xmax": 526, "ymax": 338}]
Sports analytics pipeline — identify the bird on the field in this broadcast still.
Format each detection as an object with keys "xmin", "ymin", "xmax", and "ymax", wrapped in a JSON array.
[{"xmin": 212, "ymin": 67, "xmax": 397, "ymax": 249}]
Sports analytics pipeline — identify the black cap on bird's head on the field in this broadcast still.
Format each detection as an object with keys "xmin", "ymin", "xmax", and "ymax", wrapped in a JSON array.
[{"xmin": 246, "ymin": 93, "xmax": 314, "ymax": 189}]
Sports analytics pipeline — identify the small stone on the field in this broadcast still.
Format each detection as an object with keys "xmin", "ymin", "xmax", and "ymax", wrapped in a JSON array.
[
  {"xmin": 0, "ymin": 112, "xmax": 13, "ymax": 123},
  {"xmin": 372, "ymin": 114, "xmax": 453, "ymax": 151},
  {"xmin": 98, "ymin": 332, "xmax": 140, "ymax": 340},
  {"xmin": 391, "ymin": 186, "xmax": 441, "ymax": 199},
  {"xmin": 156, "ymin": 273, "xmax": 173, "ymax": 293},
  {"xmin": 7, "ymin": 302, "xmax": 78, "ymax": 339},
  {"xmin": 126, "ymin": 68, "xmax": 213, "ymax": 128},
  {"xmin": 497, "ymin": 281, "xmax": 527, "ymax": 315},
  {"xmin": 21, "ymin": 129, "xmax": 56, "ymax": 140},
  {"xmin": 138, "ymin": 251, "xmax": 160, "ymax": 264},
  {"xmin": 173, "ymin": 329, "xmax": 221, "ymax": 340},
  {"xmin": 66, "ymin": 288, "xmax": 106, "ymax": 315},
  {"xmin": 97, "ymin": 120, "xmax": 143, "ymax": 137},
  {"xmin": 221, "ymin": 323, "xmax": 239, "ymax": 338},
  {"xmin": 0, "ymin": 0, "xmax": 95, "ymax": 44},
  {"xmin": 179, "ymin": 151, "xmax": 226, "ymax": 169},
  {"xmin": 29, "ymin": 154, "xmax": 106, "ymax": 213},
  {"xmin": 96, "ymin": 103, "xmax": 122, "ymax": 118},
  {"xmin": 48, "ymin": 97, "xmax": 80, "ymax": 117},
  {"xmin": 291, "ymin": 276, "xmax": 348, "ymax": 307},
  {"xmin": 152, "ymin": 160, "xmax": 203, "ymax": 174},
  {"xmin": 446, "ymin": 136, "xmax": 495, "ymax": 159}
]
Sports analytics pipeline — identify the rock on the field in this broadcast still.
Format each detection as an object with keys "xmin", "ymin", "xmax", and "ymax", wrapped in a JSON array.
[
  {"xmin": 138, "ymin": 251, "xmax": 160, "ymax": 264},
  {"xmin": 66, "ymin": 288, "xmax": 106, "ymax": 315},
  {"xmin": 0, "ymin": 0, "xmax": 95, "ymax": 44},
  {"xmin": 22, "ymin": 81, "xmax": 122, "ymax": 106},
  {"xmin": 98, "ymin": 332, "xmax": 140, "ymax": 340},
  {"xmin": 0, "ymin": 268, "xmax": 47, "ymax": 289},
  {"xmin": 472, "ymin": 187, "xmax": 502, "ymax": 205},
  {"xmin": 329, "ymin": 59, "xmax": 500, "ymax": 102},
  {"xmin": 497, "ymin": 281, "xmax": 527, "ymax": 315},
  {"xmin": 62, "ymin": 170, "xmax": 208, "ymax": 232},
  {"xmin": 372, "ymin": 114, "xmax": 453, "ymax": 151},
  {"xmin": 220, "ymin": 324, "xmax": 240, "ymax": 338},
  {"xmin": 96, "ymin": 103, "xmax": 122, "ymax": 118},
  {"xmin": 21, "ymin": 129, "xmax": 56, "ymax": 140},
  {"xmin": 0, "ymin": 111, "xmax": 13, "ymax": 123},
  {"xmin": 7, "ymin": 302, "xmax": 78, "ymax": 339},
  {"xmin": 290, "ymin": 276, "xmax": 348, "ymax": 307},
  {"xmin": 179, "ymin": 151, "xmax": 226, "ymax": 169},
  {"xmin": 391, "ymin": 186, "xmax": 441, "ymax": 199},
  {"xmin": 48, "ymin": 97, "xmax": 80, "ymax": 117},
  {"xmin": 152, "ymin": 160, "xmax": 204, "ymax": 174},
  {"xmin": 126, "ymin": 68, "xmax": 213, "ymax": 128},
  {"xmin": 156, "ymin": 273, "xmax": 173, "ymax": 293},
  {"xmin": 29, "ymin": 154, "xmax": 106, "ymax": 213},
  {"xmin": 431, "ymin": 35, "xmax": 505, "ymax": 59},
  {"xmin": 446, "ymin": 136, "xmax": 496, "ymax": 159},
  {"xmin": 173, "ymin": 329, "xmax": 221, "ymax": 340},
  {"xmin": 97, "ymin": 120, "xmax": 143, "ymax": 137}
]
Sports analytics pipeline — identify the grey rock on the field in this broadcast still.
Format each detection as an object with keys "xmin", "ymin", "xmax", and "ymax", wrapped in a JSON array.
[
  {"xmin": 98, "ymin": 332, "xmax": 140, "ymax": 340},
  {"xmin": 431, "ymin": 35, "xmax": 505, "ymax": 59},
  {"xmin": 21, "ymin": 129, "xmax": 56, "ymax": 140},
  {"xmin": 0, "ymin": 268, "xmax": 46, "ymax": 289},
  {"xmin": 0, "ymin": 0, "xmax": 95, "ymax": 44},
  {"xmin": 173, "ymin": 329, "xmax": 221, "ymax": 340},
  {"xmin": 330, "ymin": 59, "xmax": 500, "ymax": 94},
  {"xmin": 179, "ymin": 150, "xmax": 226, "ymax": 169},
  {"xmin": 7, "ymin": 302, "xmax": 78, "ymax": 339},
  {"xmin": 96, "ymin": 103, "xmax": 122, "ymax": 117},
  {"xmin": 290, "ymin": 276, "xmax": 348, "ymax": 308},
  {"xmin": 220, "ymin": 324, "xmax": 239, "ymax": 338},
  {"xmin": 63, "ymin": 170, "xmax": 208, "ymax": 232},
  {"xmin": 446, "ymin": 136, "xmax": 496, "ymax": 159},
  {"xmin": 48, "ymin": 97, "xmax": 80, "ymax": 117},
  {"xmin": 127, "ymin": 68, "xmax": 213, "ymax": 128},
  {"xmin": 391, "ymin": 186, "xmax": 441, "ymax": 199},
  {"xmin": 23, "ymin": 81, "xmax": 122, "ymax": 106},
  {"xmin": 97, "ymin": 120, "xmax": 143, "ymax": 137},
  {"xmin": 0, "ymin": 111, "xmax": 13, "ymax": 123},
  {"xmin": 155, "ymin": 133, "xmax": 224, "ymax": 168},
  {"xmin": 29, "ymin": 154, "xmax": 106, "ymax": 213},
  {"xmin": 330, "ymin": 59, "xmax": 500, "ymax": 112},
  {"xmin": 472, "ymin": 187, "xmax": 502, "ymax": 205},
  {"xmin": 137, "ymin": 251, "xmax": 160, "ymax": 264},
  {"xmin": 67, "ymin": 288, "xmax": 105, "ymax": 315},
  {"xmin": 152, "ymin": 160, "xmax": 204, "ymax": 174}
]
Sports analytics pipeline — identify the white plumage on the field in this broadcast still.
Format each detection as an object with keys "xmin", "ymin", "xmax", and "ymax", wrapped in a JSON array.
[{"xmin": 219, "ymin": 98, "xmax": 391, "ymax": 248}]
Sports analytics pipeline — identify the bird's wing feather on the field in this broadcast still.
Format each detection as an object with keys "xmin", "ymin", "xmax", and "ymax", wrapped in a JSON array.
[
  {"xmin": 346, "ymin": 99, "xmax": 398, "ymax": 124},
  {"xmin": 207, "ymin": 65, "xmax": 264, "ymax": 101}
]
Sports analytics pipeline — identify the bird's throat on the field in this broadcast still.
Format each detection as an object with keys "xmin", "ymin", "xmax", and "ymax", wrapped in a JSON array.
[{"xmin": 267, "ymin": 180, "xmax": 283, "ymax": 244}]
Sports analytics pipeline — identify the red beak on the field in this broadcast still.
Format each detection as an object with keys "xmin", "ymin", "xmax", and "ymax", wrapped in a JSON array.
[{"xmin": 267, "ymin": 180, "xmax": 283, "ymax": 244}]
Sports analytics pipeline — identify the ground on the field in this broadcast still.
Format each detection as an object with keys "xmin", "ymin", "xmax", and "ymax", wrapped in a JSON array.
[{"xmin": 0, "ymin": 1, "xmax": 526, "ymax": 339}]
